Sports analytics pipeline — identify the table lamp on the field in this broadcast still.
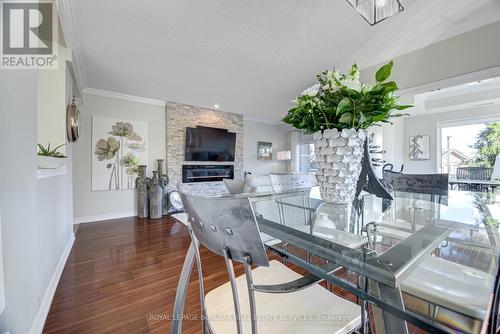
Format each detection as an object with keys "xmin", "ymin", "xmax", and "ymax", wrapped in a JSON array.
[{"xmin": 277, "ymin": 150, "xmax": 291, "ymax": 173}]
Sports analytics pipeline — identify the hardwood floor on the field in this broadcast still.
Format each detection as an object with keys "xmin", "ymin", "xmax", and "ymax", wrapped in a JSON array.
[
  {"xmin": 43, "ymin": 216, "xmax": 429, "ymax": 334},
  {"xmin": 43, "ymin": 216, "xmax": 312, "ymax": 333}
]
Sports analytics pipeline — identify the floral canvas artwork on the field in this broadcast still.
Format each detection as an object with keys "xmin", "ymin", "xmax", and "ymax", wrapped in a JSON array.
[
  {"xmin": 409, "ymin": 135, "xmax": 430, "ymax": 160},
  {"xmin": 92, "ymin": 117, "xmax": 148, "ymax": 191}
]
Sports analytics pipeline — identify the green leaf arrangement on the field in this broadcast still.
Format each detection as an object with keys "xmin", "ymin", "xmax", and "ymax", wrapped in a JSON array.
[
  {"xmin": 283, "ymin": 61, "xmax": 412, "ymax": 133},
  {"xmin": 37, "ymin": 143, "xmax": 67, "ymax": 158}
]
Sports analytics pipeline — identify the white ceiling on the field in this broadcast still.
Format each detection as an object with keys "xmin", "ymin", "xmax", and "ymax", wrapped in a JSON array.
[{"xmin": 74, "ymin": 0, "xmax": 500, "ymax": 121}]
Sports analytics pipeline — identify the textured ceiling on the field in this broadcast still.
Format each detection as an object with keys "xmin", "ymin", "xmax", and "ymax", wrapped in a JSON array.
[{"xmin": 74, "ymin": 0, "xmax": 500, "ymax": 121}]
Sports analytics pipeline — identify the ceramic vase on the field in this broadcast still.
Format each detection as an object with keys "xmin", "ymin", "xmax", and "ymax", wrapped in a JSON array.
[
  {"xmin": 149, "ymin": 171, "xmax": 163, "ymax": 219},
  {"xmin": 156, "ymin": 159, "xmax": 169, "ymax": 215},
  {"xmin": 135, "ymin": 165, "xmax": 149, "ymax": 218},
  {"xmin": 313, "ymin": 128, "xmax": 366, "ymax": 204}
]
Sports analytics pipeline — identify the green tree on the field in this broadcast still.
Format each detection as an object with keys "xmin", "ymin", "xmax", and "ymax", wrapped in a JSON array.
[{"xmin": 472, "ymin": 122, "xmax": 500, "ymax": 167}]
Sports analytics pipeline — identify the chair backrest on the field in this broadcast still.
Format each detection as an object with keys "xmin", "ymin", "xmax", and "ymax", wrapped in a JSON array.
[
  {"xmin": 456, "ymin": 167, "xmax": 492, "ymax": 180},
  {"xmin": 382, "ymin": 172, "xmax": 449, "ymax": 196},
  {"xmin": 179, "ymin": 192, "xmax": 269, "ymax": 267},
  {"xmin": 268, "ymin": 173, "xmax": 314, "ymax": 193}
]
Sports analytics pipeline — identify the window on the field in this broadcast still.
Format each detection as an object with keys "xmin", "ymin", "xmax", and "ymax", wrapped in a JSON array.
[
  {"xmin": 439, "ymin": 121, "xmax": 500, "ymax": 176},
  {"xmin": 298, "ymin": 143, "xmax": 317, "ymax": 173},
  {"xmin": 291, "ymin": 131, "xmax": 317, "ymax": 173}
]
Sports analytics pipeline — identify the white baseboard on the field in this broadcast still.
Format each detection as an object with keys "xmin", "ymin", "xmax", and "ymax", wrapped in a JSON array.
[
  {"xmin": 73, "ymin": 211, "xmax": 137, "ymax": 224},
  {"xmin": 29, "ymin": 234, "xmax": 75, "ymax": 334}
]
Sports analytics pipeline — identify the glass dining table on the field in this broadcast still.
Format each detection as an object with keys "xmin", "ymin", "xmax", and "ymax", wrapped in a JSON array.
[
  {"xmin": 247, "ymin": 187, "xmax": 500, "ymax": 334},
  {"xmin": 172, "ymin": 187, "xmax": 500, "ymax": 334}
]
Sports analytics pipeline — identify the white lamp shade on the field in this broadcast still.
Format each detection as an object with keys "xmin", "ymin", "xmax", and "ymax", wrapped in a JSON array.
[
  {"xmin": 277, "ymin": 150, "xmax": 291, "ymax": 161},
  {"xmin": 492, "ymin": 156, "xmax": 500, "ymax": 180}
]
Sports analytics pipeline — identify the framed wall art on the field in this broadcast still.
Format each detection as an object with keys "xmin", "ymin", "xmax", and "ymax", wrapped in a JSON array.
[{"xmin": 257, "ymin": 141, "xmax": 272, "ymax": 160}]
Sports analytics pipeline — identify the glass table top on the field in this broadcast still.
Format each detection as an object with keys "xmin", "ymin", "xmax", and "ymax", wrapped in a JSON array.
[{"xmin": 246, "ymin": 187, "xmax": 500, "ymax": 333}]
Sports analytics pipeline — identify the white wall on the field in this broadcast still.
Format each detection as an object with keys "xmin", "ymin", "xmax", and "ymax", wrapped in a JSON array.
[
  {"xmin": 73, "ymin": 96, "xmax": 291, "ymax": 221},
  {"xmin": 73, "ymin": 93, "xmax": 166, "ymax": 222},
  {"xmin": 361, "ymin": 20, "xmax": 500, "ymax": 91},
  {"xmin": 0, "ymin": 212, "xmax": 4, "ymax": 315},
  {"xmin": 402, "ymin": 105, "xmax": 500, "ymax": 174},
  {"xmin": 0, "ymin": 69, "xmax": 74, "ymax": 333},
  {"xmin": 381, "ymin": 118, "xmax": 405, "ymax": 172},
  {"xmin": 243, "ymin": 120, "xmax": 289, "ymax": 175},
  {"xmin": 37, "ymin": 42, "xmax": 71, "ymax": 155}
]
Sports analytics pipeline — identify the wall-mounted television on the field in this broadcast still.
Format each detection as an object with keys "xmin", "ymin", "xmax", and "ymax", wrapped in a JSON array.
[{"xmin": 185, "ymin": 126, "xmax": 236, "ymax": 162}]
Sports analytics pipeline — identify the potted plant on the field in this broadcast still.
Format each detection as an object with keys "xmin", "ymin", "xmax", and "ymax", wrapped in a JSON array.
[
  {"xmin": 283, "ymin": 61, "xmax": 411, "ymax": 203},
  {"xmin": 37, "ymin": 143, "xmax": 68, "ymax": 169}
]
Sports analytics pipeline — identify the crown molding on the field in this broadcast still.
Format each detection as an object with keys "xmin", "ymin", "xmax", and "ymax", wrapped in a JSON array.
[
  {"xmin": 84, "ymin": 88, "xmax": 166, "ymax": 107},
  {"xmin": 56, "ymin": 0, "xmax": 86, "ymax": 101}
]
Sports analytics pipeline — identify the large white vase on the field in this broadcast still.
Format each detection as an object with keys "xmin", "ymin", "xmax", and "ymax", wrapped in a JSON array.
[{"xmin": 314, "ymin": 128, "xmax": 366, "ymax": 204}]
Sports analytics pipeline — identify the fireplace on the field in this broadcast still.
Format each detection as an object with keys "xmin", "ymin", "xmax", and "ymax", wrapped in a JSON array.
[{"xmin": 182, "ymin": 165, "xmax": 234, "ymax": 183}]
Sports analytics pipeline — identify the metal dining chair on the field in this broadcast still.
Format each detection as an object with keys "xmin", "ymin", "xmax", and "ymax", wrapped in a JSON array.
[
  {"xmin": 456, "ymin": 167, "xmax": 492, "ymax": 192},
  {"xmin": 400, "ymin": 255, "xmax": 494, "ymax": 333},
  {"xmin": 178, "ymin": 192, "xmax": 361, "ymax": 334},
  {"xmin": 268, "ymin": 173, "xmax": 316, "ymax": 228},
  {"xmin": 382, "ymin": 172, "xmax": 448, "ymax": 228},
  {"xmin": 269, "ymin": 173, "xmax": 367, "ymax": 302},
  {"xmin": 382, "ymin": 172, "xmax": 449, "ymax": 197},
  {"xmin": 456, "ymin": 166, "xmax": 492, "ymax": 181}
]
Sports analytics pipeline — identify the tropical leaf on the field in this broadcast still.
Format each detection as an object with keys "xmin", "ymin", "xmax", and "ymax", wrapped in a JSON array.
[
  {"xmin": 336, "ymin": 97, "xmax": 352, "ymax": 116},
  {"xmin": 394, "ymin": 105, "xmax": 413, "ymax": 110},
  {"xmin": 359, "ymin": 112, "xmax": 367, "ymax": 124},
  {"xmin": 375, "ymin": 61, "xmax": 393, "ymax": 82},
  {"xmin": 339, "ymin": 112, "xmax": 353, "ymax": 124},
  {"xmin": 380, "ymin": 81, "xmax": 398, "ymax": 93}
]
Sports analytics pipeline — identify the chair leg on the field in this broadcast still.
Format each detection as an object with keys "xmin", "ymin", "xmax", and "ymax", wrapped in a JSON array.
[
  {"xmin": 171, "ymin": 242, "xmax": 196, "ymax": 334},
  {"xmin": 243, "ymin": 257, "xmax": 258, "ymax": 334},
  {"xmin": 276, "ymin": 200, "xmax": 284, "ymax": 225},
  {"xmin": 188, "ymin": 229, "xmax": 209, "ymax": 334},
  {"xmin": 359, "ymin": 274, "xmax": 369, "ymax": 334},
  {"xmin": 223, "ymin": 249, "xmax": 243, "ymax": 334}
]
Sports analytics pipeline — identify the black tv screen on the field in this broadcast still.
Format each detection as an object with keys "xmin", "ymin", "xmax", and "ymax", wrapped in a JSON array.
[{"xmin": 185, "ymin": 126, "xmax": 236, "ymax": 161}]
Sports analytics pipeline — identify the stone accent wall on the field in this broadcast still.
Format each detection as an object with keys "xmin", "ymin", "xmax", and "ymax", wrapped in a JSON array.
[{"xmin": 166, "ymin": 101, "xmax": 244, "ymax": 189}]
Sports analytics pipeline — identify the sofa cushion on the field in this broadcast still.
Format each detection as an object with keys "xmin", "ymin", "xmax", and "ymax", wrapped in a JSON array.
[{"xmin": 243, "ymin": 174, "xmax": 271, "ymax": 193}]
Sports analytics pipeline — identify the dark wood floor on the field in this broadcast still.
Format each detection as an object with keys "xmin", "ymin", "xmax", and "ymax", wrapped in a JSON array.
[
  {"xmin": 43, "ymin": 217, "xmax": 319, "ymax": 333},
  {"xmin": 43, "ymin": 216, "xmax": 430, "ymax": 334}
]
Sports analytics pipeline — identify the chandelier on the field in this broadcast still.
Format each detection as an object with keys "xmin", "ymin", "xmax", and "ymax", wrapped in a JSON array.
[{"xmin": 346, "ymin": 0, "xmax": 404, "ymax": 25}]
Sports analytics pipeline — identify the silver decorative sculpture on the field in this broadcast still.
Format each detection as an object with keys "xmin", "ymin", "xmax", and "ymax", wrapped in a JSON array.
[
  {"xmin": 356, "ymin": 138, "xmax": 393, "ymax": 200},
  {"xmin": 350, "ymin": 138, "xmax": 394, "ymax": 231},
  {"xmin": 135, "ymin": 165, "xmax": 149, "ymax": 218},
  {"xmin": 157, "ymin": 159, "xmax": 169, "ymax": 215},
  {"xmin": 149, "ymin": 171, "xmax": 163, "ymax": 219}
]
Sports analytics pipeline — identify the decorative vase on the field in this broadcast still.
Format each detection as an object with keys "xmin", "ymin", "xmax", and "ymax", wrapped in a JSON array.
[
  {"xmin": 149, "ymin": 171, "xmax": 163, "ymax": 219},
  {"xmin": 313, "ymin": 128, "xmax": 366, "ymax": 204},
  {"xmin": 156, "ymin": 159, "xmax": 169, "ymax": 215},
  {"xmin": 135, "ymin": 165, "xmax": 149, "ymax": 218}
]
